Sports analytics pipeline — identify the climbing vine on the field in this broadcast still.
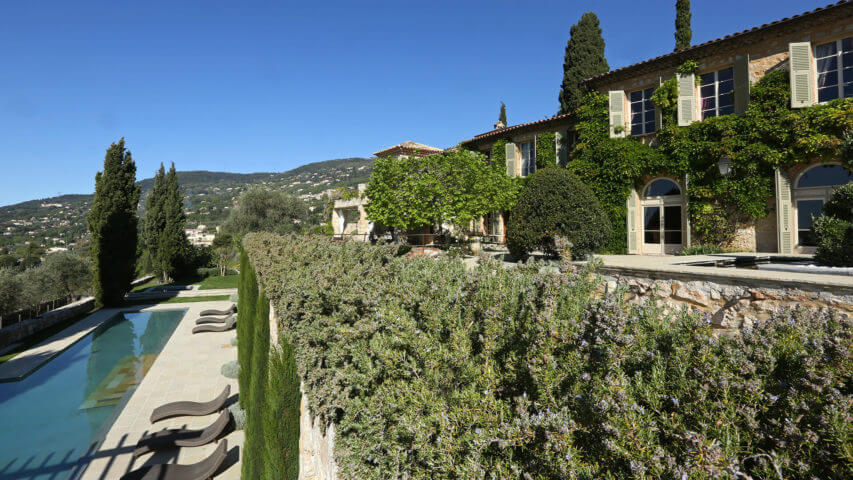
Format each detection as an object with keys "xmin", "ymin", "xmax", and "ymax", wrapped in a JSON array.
[
  {"xmin": 570, "ymin": 68, "xmax": 853, "ymax": 251},
  {"xmin": 535, "ymin": 132, "xmax": 556, "ymax": 169}
]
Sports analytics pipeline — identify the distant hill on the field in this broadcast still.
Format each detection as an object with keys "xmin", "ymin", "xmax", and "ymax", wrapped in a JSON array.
[{"xmin": 0, "ymin": 157, "xmax": 374, "ymax": 251}]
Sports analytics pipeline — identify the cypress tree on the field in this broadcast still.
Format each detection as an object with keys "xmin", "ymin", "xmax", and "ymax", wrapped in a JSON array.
[
  {"xmin": 143, "ymin": 164, "xmax": 166, "ymax": 278},
  {"xmin": 87, "ymin": 138, "xmax": 140, "ymax": 306},
  {"xmin": 558, "ymin": 12, "xmax": 609, "ymax": 115},
  {"xmin": 499, "ymin": 102, "xmax": 507, "ymax": 126},
  {"xmin": 158, "ymin": 163, "xmax": 188, "ymax": 282},
  {"xmin": 674, "ymin": 0, "xmax": 692, "ymax": 51}
]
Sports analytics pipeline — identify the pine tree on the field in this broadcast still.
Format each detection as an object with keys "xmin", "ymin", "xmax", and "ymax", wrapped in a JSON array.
[
  {"xmin": 674, "ymin": 0, "xmax": 692, "ymax": 51},
  {"xmin": 158, "ymin": 163, "xmax": 189, "ymax": 282},
  {"xmin": 87, "ymin": 138, "xmax": 140, "ymax": 306},
  {"xmin": 558, "ymin": 12, "xmax": 609, "ymax": 115},
  {"xmin": 143, "ymin": 164, "xmax": 166, "ymax": 278},
  {"xmin": 499, "ymin": 102, "xmax": 507, "ymax": 126}
]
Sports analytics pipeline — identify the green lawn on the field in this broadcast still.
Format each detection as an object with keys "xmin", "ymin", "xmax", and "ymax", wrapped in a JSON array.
[
  {"xmin": 123, "ymin": 294, "xmax": 232, "ymax": 307},
  {"xmin": 198, "ymin": 275, "xmax": 238, "ymax": 290},
  {"xmin": 131, "ymin": 278, "xmax": 161, "ymax": 292}
]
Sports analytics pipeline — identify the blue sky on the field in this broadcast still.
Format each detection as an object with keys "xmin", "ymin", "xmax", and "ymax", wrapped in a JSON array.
[{"xmin": 0, "ymin": 0, "xmax": 830, "ymax": 206}]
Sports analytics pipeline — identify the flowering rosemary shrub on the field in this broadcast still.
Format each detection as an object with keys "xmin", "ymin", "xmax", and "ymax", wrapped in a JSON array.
[{"xmin": 245, "ymin": 233, "xmax": 852, "ymax": 479}]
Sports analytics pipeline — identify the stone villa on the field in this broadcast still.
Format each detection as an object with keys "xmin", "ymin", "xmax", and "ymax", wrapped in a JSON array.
[{"xmin": 461, "ymin": 1, "xmax": 853, "ymax": 254}]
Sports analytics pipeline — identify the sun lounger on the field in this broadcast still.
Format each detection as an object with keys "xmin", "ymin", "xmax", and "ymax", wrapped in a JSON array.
[
  {"xmin": 150, "ymin": 385, "xmax": 231, "ymax": 423},
  {"xmin": 195, "ymin": 315, "xmax": 234, "ymax": 325},
  {"xmin": 134, "ymin": 410, "xmax": 231, "ymax": 457},
  {"xmin": 192, "ymin": 318, "xmax": 236, "ymax": 334},
  {"xmin": 199, "ymin": 304, "xmax": 236, "ymax": 316},
  {"xmin": 120, "ymin": 440, "xmax": 227, "ymax": 480}
]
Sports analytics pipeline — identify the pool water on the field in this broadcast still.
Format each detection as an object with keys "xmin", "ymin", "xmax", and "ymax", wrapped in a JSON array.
[{"xmin": 0, "ymin": 309, "xmax": 186, "ymax": 480}]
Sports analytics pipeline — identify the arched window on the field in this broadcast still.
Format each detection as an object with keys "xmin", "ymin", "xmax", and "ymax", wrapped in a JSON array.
[
  {"xmin": 793, "ymin": 164, "xmax": 852, "ymax": 246},
  {"xmin": 796, "ymin": 164, "xmax": 853, "ymax": 188},
  {"xmin": 644, "ymin": 178, "xmax": 681, "ymax": 197}
]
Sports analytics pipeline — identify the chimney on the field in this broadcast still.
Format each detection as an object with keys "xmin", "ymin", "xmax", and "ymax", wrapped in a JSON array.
[{"xmin": 493, "ymin": 120, "xmax": 506, "ymax": 130}]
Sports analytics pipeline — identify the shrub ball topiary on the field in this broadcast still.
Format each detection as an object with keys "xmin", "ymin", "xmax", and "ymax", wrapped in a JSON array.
[
  {"xmin": 813, "ymin": 182, "xmax": 853, "ymax": 266},
  {"xmin": 221, "ymin": 360, "xmax": 240, "ymax": 379},
  {"xmin": 821, "ymin": 182, "xmax": 853, "ymax": 222},
  {"xmin": 228, "ymin": 403, "xmax": 247, "ymax": 430},
  {"xmin": 506, "ymin": 166, "xmax": 611, "ymax": 258}
]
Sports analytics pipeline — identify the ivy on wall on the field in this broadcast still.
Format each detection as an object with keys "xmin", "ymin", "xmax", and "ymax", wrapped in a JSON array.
[
  {"xmin": 490, "ymin": 138, "xmax": 507, "ymax": 168},
  {"xmin": 535, "ymin": 132, "xmax": 556, "ymax": 169},
  {"xmin": 569, "ymin": 67, "xmax": 853, "ymax": 251}
]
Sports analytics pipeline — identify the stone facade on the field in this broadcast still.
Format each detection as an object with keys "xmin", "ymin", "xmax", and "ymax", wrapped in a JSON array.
[{"xmin": 602, "ymin": 271, "xmax": 853, "ymax": 331}]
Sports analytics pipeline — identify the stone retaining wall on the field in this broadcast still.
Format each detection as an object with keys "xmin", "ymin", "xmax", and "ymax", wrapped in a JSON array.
[
  {"xmin": 0, "ymin": 296, "xmax": 95, "ymax": 350},
  {"xmin": 299, "ymin": 389, "xmax": 337, "ymax": 480},
  {"xmin": 601, "ymin": 269, "xmax": 853, "ymax": 330}
]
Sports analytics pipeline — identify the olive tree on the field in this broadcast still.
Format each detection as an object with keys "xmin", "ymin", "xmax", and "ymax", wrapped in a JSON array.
[{"xmin": 224, "ymin": 188, "xmax": 308, "ymax": 239}]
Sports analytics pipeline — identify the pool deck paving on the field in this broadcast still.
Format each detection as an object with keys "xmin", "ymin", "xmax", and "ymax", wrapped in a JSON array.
[{"xmin": 78, "ymin": 299, "xmax": 242, "ymax": 480}]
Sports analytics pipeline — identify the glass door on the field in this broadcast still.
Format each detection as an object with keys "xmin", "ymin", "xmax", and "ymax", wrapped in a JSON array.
[{"xmin": 642, "ymin": 202, "xmax": 682, "ymax": 254}]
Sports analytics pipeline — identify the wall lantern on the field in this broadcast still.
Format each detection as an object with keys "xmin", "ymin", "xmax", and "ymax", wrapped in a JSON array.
[{"xmin": 718, "ymin": 155, "xmax": 733, "ymax": 177}]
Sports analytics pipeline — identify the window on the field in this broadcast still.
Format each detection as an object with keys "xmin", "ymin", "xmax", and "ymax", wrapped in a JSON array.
[
  {"xmin": 700, "ymin": 67, "xmax": 734, "ymax": 119},
  {"xmin": 629, "ymin": 87, "xmax": 656, "ymax": 136},
  {"xmin": 644, "ymin": 179, "xmax": 681, "ymax": 197},
  {"xmin": 815, "ymin": 37, "xmax": 853, "ymax": 103},
  {"xmin": 520, "ymin": 141, "xmax": 536, "ymax": 177},
  {"xmin": 792, "ymin": 164, "xmax": 853, "ymax": 246}
]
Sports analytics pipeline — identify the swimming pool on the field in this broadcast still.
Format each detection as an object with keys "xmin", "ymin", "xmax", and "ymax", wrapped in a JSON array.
[{"xmin": 0, "ymin": 309, "xmax": 186, "ymax": 480}]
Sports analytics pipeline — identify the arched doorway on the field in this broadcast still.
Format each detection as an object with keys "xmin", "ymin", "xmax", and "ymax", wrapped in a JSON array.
[
  {"xmin": 641, "ymin": 178, "xmax": 683, "ymax": 254},
  {"xmin": 793, "ymin": 163, "xmax": 853, "ymax": 248}
]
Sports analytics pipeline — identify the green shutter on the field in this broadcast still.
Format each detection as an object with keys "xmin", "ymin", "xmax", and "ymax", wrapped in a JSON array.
[
  {"xmin": 555, "ymin": 130, "xmax": 569, "ymax": 166},
  {"xmin": 789, "ymin": 42, "xmax": 814, "ymax": 108},
  {"xmin": 609, "ymin": 90, "xmax": 626, "ymax": 138},
  {"xmin": 654, "ymin": 77, "xmax": 663, "ymax": 132},
  {"xmin": 775, "ymin": 168, "xmax": 793, "ymax": 253},
  {"xmin": 733, "ymin": 55, "xmax": 751, "ymax": 114},
  {"xmin": 505, "ymin": 142, "xmax": 517, "ymax": 177},
  {"xmin": 677, "ymin": 73, "xmax": 696, "ymax": 126},
  {"xmin": 626, "ymin": 187, "xmax": 639, "ymax": 254}
]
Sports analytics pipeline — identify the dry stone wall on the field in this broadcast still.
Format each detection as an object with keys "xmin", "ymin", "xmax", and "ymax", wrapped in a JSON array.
[{"xmin": 602, "ymin": 271, "xmax": 852, "ymax": 330}]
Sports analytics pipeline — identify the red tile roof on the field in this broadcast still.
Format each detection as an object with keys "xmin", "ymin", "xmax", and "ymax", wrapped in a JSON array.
[
  {"xmin": 460, "ymin": 113, "xmax": 574, "ymax": 146},
  {"xmin": 586, "ymin": 1, "xmax": 852, "ymax": 86}
]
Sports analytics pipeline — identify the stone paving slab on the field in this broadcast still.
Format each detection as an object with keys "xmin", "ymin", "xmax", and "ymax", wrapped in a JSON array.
[{"xmin": 78, "ymin": 300, "xmax": 241, "ymax": 480}]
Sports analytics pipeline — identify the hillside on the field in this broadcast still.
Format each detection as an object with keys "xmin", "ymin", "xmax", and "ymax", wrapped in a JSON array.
[{"xmin": 0, "ymin": 157, "xmax": 374, "ymax": 252}]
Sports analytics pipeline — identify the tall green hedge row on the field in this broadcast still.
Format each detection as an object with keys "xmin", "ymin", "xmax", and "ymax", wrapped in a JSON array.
[
  {"xmin": 238, "ymin": 248, "xmax": 299, "ymax": 479},
  {"xmin": 244, "ymin": 232, "xmax": 851, "ymax": 480}
]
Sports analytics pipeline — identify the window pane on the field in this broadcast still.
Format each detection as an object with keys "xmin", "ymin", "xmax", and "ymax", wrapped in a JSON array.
[
  {"xmin": 645, "ymin": 231, "xmax": 661, "ymax": 243},
  {"xmin": 843, "ymin": 51, "xmax": 853, "ymax": 67},
  {"xmin": 644, "ymin": 99, "xmax": 653, "ymax": 111},
  {"xmin": 818, "ymin": 70, "xmax": 839, "ymax": 88},
  {"xmin": 645, "ymin": 179, "xmax": 680, "ymax": 197},
  {"xmin": 664, "ymin": 205, "xmax": 681, "ymax": 230},
  {"xmin": 644, "ymin": 110, "xmax": 655, "ymax": 123},
  {"xmin": 664, "ymin": 231, "xmax": 682, "ymax": 244},
  {"xmin": 815, "ymin": 41, "xmax": 837, "ymax": 58},
  {"xmin": 718, "ymin": 92, "xmax": 733, "ymax": 107},
  {"xmin": 845, "ymin": 66, "xmax": 853, "ymax": 83},
  {"xmin": 799, "ymin": 230, "xmax": 816, "ymax": 247},
  {"xmin": 645, "ymin": 120, "xmax": 656, "ymax": 133},
  {"xmin": 845, "ymin": 82, "xmax": 853, "ymax": 99},
  {"xmin": 842, "ymin": 36, "xmax": 853, "ymax": 52},
  {"xmin": 797, "ymin": 165, "xmax": 853, "ymax": 187},
  {"xmin": 819, "ymin": 86, "xmax": 840, "ymax": 102},
  {"xmin": 702, "ymin": 110, "xmax": 716, "ymax": 120},
  {"xmin": 701, "ymin": 84, "xmax": 715, "ymax": 98},
  {"xmin": 632, "ymin": 112, "xmax": 644, "ymax": 124},
  {"xmin": 718, "ymin": 79, "xmax": 734, "ymax": 93},
  {"xmin": 797, "ymin": 200, "xmax": 823, "ymax": 230},
  {"xmin": 717, "ymin": 67, "xmax": 733, "ymax": 82},
  {"xmin": 702, "ymin": 97, "xmax": 716, "ymax": 111},
  {"xmin": 719, "ymin": 104, "xmax": 734, "ymax": 116},
  {"xmin": 630, "ymin": 90, "xmax": 643, "ymax": 102},
  {"xmin": 644, "ymin": 87, "xmax": 655, "ymax": 97},
  {"xmin": 644, "ymin": 206, "xmax": 661, "ymax": 230},
  {"xmin": 817, "ymin": 56, "xmax": 838, "ymax": 73},
  {"xmin": 701, "ymin": 73, "xmax": 714, "ymax": 85}
]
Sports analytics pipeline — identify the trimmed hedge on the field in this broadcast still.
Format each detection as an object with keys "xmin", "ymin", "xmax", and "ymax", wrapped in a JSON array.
[
  {"xmin": 244, "ymin": 233, "xmax": 851, "ymax": 480},
  {"xmin": 239, "ymin": 246, "xmax": 300, "ymax": 479},
  {"xmin": 506, "ymin": 166, "xmax": 611, "ymax": 258}
]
